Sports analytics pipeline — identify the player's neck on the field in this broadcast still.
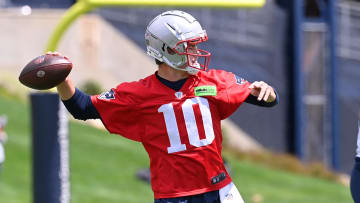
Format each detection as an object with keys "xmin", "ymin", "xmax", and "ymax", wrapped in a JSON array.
[{"xmin": 157, "ymin": 64, "xmax": 189, "ymax": 82}]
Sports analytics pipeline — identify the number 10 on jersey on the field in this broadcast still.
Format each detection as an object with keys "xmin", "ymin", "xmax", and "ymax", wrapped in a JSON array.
[{"xmin": 158, "ymin": 97, "xmax": 215, "ymax": 153}]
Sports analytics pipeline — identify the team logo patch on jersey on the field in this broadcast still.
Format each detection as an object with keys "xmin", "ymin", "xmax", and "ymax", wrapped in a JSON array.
[
  {"xmin": 235, "ymin": 75, "xmax": 246, "ymax": 85},
  {"xmin": 194, "ymin": 86, "xmax": 217, "ymax": 96},
  {"xmin": 98, "ymin": 89, "xmax": 115, "ymax": 100}
]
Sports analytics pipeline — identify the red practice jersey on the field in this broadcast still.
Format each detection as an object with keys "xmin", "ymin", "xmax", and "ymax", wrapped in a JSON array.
[{"xmin": 91, "ymin": 69, "xmax": 251, "ymax": 198}]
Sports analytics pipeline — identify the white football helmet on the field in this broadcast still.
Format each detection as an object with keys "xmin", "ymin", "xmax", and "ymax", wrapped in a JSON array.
[{"xmin": 145, "ymin": 10, "xmax": 211, "ymax": 74}]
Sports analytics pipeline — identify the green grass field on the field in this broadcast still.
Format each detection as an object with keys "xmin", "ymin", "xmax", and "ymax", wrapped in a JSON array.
[{"xmin": 0, "ymin": 91, "xmax": 354, "ymax": 203}]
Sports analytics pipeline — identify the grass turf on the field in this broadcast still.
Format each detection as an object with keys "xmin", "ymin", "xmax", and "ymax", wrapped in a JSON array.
[{"xmin": 0, "ymin": 92, "xmax": 353, "ymax": 203}]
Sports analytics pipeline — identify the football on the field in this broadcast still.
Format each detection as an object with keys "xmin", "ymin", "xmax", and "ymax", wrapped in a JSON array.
[{"xmin": 19, "ymin": 54, "xmax": 72, "ymax": 90}]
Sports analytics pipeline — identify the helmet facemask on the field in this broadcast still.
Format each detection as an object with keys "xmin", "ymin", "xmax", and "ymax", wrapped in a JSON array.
[{"xmin": 173, "ymin": 35, "xmax": 211, "ymax": 74}]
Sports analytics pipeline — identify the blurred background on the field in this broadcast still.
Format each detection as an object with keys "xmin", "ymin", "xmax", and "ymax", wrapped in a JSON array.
[{"xmin": 0, "ymin": 0, "xmax": 359, "ymax": 202}]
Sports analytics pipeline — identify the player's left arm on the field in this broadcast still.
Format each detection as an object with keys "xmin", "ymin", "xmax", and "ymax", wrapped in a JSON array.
[{"xmin": 246, "ymin": 81, "xmax": 278, "ymax": 107}]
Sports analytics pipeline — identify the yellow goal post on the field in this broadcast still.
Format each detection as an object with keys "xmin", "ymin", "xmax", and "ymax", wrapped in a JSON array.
[{"xmin": 45, "ymin": 0, "xmax": 265, "ymax": 52}]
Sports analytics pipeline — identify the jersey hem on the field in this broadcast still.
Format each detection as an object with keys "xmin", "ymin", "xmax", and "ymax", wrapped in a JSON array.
[{"xmin": 153, "ymin": 178, "xmax": 232, "ymax": 199}]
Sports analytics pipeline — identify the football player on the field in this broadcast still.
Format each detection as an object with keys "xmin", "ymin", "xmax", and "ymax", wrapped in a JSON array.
[
  {"xmin": 351, "ymin": 113, "xmax": 360, "ymax": 203},
  {"xmin": 55, "ymin": 10, "xmax": 278, "ymax": 203}
]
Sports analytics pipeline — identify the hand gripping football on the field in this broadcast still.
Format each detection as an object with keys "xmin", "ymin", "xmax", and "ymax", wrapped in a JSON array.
[{"xmin": 19, "ymin": 54, "xmax": 72, "ymax": 90}]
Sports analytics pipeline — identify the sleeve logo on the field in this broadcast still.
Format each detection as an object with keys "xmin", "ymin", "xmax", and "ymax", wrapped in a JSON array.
[
  {"xmin": 98, "ymin": 89, "xmax": 115, "ymax": 100},
  {"xmin": 235, "ymin": 75, "xmax": 247, "ymax": 85}
]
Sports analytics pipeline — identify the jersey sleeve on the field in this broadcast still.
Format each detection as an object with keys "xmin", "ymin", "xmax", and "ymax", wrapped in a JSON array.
[
  {"xmin": 91, "ymin": 84, "xmax": 142, "ymax": 142},
  {"xmin": 215, "ymin": 71, "xmax": 252, "ymax": 120}
]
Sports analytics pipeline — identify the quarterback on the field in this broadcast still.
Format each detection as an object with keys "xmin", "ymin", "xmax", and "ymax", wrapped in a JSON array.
[{"xmin": 56, "ymin": 10, "xmax": 278, "ymax": 203}]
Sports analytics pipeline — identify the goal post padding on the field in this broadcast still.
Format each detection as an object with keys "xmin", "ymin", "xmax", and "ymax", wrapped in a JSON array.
[{"xmin": 31, "ymin": 93, "xmax": 70, "ymax": 203}]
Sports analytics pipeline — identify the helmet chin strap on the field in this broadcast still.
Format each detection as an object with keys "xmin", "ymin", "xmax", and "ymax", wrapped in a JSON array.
[
  {"xmin": 185, "ymin": 64, "xmax": 200, "ymax": 75},
  {"xmin": 162, "ymin": 57, "xmax": 200, "ymax": 75},
  {"xmin": 171, "ymin": 64, "xmax": 199, "ymax": 75},
  {"xmin": 172, "ymin": 64, "xmax": 199, "ymax": 75}
]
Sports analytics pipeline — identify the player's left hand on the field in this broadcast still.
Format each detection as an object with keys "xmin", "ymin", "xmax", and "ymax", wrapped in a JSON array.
[{"xmin": 249, "ymin": 81, "xmax": 276, "ymax": 102}]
